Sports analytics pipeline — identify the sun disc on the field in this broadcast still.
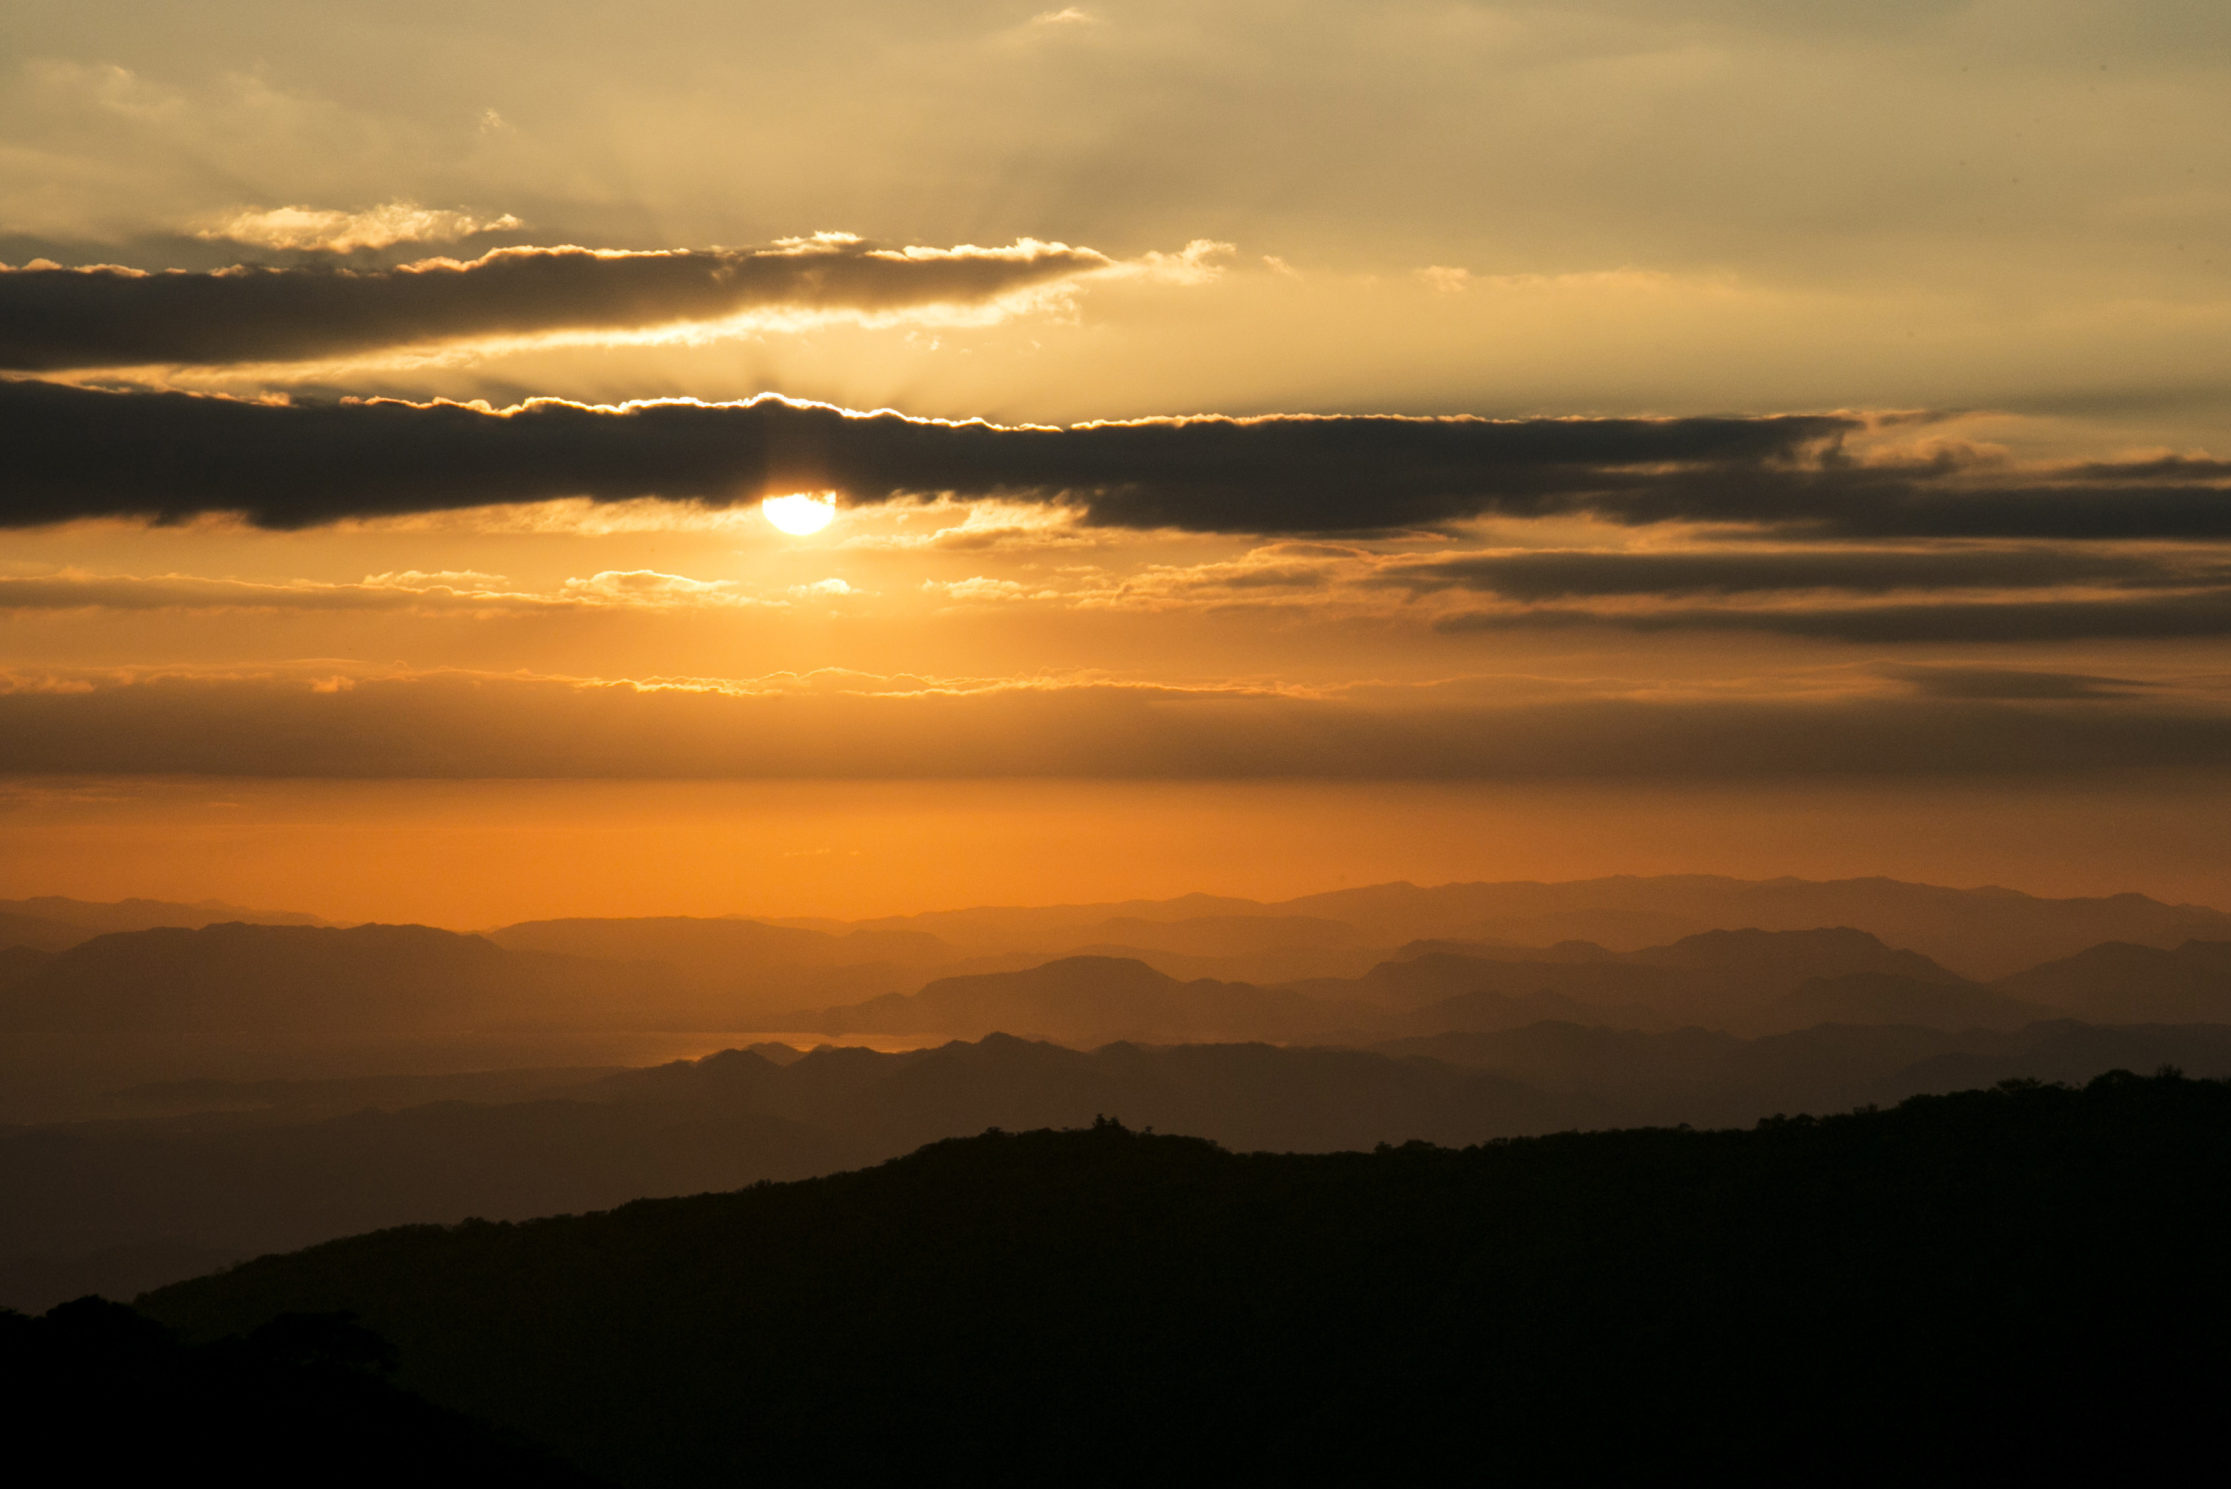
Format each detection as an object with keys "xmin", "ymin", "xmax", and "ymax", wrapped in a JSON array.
[{"xmin": 762, "ymin": 493, "xmax": 836, "ymax": 536}]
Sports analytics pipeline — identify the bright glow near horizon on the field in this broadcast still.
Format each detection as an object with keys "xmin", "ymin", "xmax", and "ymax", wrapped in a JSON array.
[{"xmin": 762, "ymin": 493, "xmax": 836, "ymax": 535}]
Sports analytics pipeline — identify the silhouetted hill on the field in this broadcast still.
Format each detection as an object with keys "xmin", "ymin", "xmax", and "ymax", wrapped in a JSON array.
[
  {"xmin": 1995, "ymin": 939, "xmax": 2231, "ymax": 1023},
  {"xmin": 144, "ymin": 1075, "xmax": 2231, "ymax": 1485},
  {"xmin": 1, "ymin": 1297, "xmax": 599, "ymax": 1485},
  {"xmin": 0, "ymin": 922, "xmax": 716, "ymax": 1035}
]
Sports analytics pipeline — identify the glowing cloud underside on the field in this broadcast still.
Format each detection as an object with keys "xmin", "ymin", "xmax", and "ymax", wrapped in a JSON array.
[{"xmin": 763, "ymin": 493, "xmax": 837, "ymax": 535}]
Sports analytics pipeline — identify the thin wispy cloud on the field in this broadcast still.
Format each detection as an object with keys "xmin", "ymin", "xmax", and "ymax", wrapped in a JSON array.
[{"xmin": 196, "ymin": 202, "xmax": 524, "ymax": 253}]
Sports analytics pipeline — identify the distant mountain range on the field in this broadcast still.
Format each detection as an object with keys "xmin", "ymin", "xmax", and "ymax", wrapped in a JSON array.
[
  {"xmin": 8, "ymin": 908, "xmax": 2231, "ymax": 1055},
  {"xmin": 806, "ymin": 925, "xmax": 2231, "ymax": 1044},
  {"xmin": 802, "ymin": 874, "xmax": 2231, "ymax": 979},
  {"xmin": 26, "ymin": 868, "xmax": 2228, "ymax": 979}
]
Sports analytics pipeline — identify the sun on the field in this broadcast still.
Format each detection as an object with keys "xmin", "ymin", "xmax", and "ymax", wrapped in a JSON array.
[{"xmin": 762, "ymin": 492, "xmax": 837, "ymax": 535}]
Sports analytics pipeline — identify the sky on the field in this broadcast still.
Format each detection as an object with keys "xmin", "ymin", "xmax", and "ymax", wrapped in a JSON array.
[{"xmin": 3, "ymin": 2, "xmax": 2229, "ymax": 921}]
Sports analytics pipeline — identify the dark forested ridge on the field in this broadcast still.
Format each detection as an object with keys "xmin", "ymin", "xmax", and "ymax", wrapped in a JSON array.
[
  {"xmin": 145, "ymin": 1072, "xmax": 2231, "ymax": 1486},
  {"xmin": 0, "ymin": 1297, "xmax": 600, "ymax": 1485}
]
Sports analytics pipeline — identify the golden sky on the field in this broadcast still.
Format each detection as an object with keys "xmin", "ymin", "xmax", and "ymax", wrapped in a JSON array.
[{"xmin": 3, "ymin": 2, "xmax": 2229, "ymax": 919}]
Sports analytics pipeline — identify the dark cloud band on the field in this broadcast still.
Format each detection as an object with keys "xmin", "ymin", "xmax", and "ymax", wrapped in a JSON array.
[
  {"xmin": 0, "ymin": 379, "xmax": 1851, "ymax": 532},
  {"xmin": 4, "ymin": 379, "xmax": 2228, "ymax": 540},
  {"xmin": 0, "ymin": 239, "xmax": 1107, "ymax": 370},
  {"xmin": 1388, "ymin": 546, "xmax": 2217, "ymax": 599},
  {"xmin": 1438, "ymin": 588, "xmax": 2231, "ymax": 643},
  {"xmin": 1881, "ymin": 666, "xmax": 2149, "ymax": 702},
  {"xmin": 0, "ymin": 671, "xmax": 2224, "ymax": 780}
]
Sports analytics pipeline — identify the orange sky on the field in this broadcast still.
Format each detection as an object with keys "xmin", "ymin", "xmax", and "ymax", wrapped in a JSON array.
[
  {"xmin": 4, "ymin": 2, "xmax": 2230, "ymax": 919},
  {"xmin": 5, "ymin": 776, "xmax": 2230, "ymax": 929}
]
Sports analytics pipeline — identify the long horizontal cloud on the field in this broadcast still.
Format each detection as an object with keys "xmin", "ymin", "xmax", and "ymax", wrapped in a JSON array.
[
  {"xmin": 0, "ymin": 379, "xmax": 1851, "ymax": 531},
  {"xmin": 0, "ymin": 569, "xmax": 788, "ymax": 614},
  {"xmin": 5, "ymin": 380, "xmax": 2228, "ymax": 539},
  {"xmin": 0, "ymin": 669, "xmax": 2225, "ymax": 780},
  {"xmin": 1386, "ymin": 546, "xmax": 2223, "ymax": 599},
  {"xmin": 0, "ymin": 237, "xmax": 1108, "ymax": 370},
  {"xmin": 1438, "ymin": 588, "xmax": 2231, "ymax": 643},
  {"xmin": 0, "ymin": 572, "xmax": 486, "ymax": 613},
  {"xmin": 1881, "ymin": 666, "xmax": 2150, "ymax": 702}
]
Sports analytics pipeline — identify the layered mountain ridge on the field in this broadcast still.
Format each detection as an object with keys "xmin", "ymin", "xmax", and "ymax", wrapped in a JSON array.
[{"xmin": 9, "ymin": 874, "xmax": 2231, "ymax": 1314}]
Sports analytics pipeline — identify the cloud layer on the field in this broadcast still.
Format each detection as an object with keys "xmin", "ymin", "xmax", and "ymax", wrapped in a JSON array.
[
  {"xmin": 1436, "ymin": 591, "xmax": 2231, "ymax": 644},
  {"xmin": 0, "ymin": 236, "xmax": 1109, "ymax": 370},
  {"xmin": 1384, "ymin": 546, "xmax": 2227, "ymax": 601},
  {"xmin": 7, "ymin": 380, "xmax": 2231, "ymax": 545},
  {"xmin": 0, "ymin": 379, "xmax": 1853, "ymax": 530},
  {"xmin": 1392, "ymin": 543, "xmax": 2231, "ymax": 644},
  {"xmin": 0, "ymin": 668, "xmax": 2225, "ymax": 781}
]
